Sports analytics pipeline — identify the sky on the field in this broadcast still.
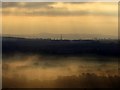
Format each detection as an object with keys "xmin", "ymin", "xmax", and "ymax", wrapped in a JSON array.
[{"xmin": 2, "ymin": 2, "xmax": 118, "ymax": 38}]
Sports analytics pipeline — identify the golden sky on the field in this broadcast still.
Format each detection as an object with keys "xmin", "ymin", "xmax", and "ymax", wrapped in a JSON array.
[{"xmin": 2, "ymin": 2, "xmax": 118, "ymax": 38}]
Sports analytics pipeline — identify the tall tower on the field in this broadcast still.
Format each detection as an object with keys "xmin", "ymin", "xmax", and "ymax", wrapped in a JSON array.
[{"xmin": 60, "ymin": 34, "xmax": 62, "ymax": 40}]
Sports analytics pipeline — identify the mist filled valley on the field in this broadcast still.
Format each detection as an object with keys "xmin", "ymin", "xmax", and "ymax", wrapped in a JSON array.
[
  {"xmin": 3, "ymin": 54, "xmax": 119, "ymax": 88},
  {"xmin": 2, "ymin": 38, "xmax": 119, "ymax": 88}
]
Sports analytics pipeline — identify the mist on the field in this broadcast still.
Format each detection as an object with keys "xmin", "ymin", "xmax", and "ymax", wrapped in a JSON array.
[{"xmin": 2, "ymin": 54, "xmax": 119, "ymax": 88}]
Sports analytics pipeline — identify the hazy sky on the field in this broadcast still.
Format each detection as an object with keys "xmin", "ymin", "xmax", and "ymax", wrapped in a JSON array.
[{"xmin": 2, "ymin": 2, "xmax": 118, "ymax": 38}]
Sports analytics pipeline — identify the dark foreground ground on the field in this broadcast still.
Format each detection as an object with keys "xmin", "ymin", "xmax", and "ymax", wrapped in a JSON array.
[{"xmin": 3, "ymin": 73, "xmax": 120, "ymax": 88}]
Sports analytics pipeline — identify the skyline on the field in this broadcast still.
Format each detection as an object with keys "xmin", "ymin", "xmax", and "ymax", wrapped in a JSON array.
[{"xmin": 2, "ymin": 33, "xmax": 118, "ymax": 40}]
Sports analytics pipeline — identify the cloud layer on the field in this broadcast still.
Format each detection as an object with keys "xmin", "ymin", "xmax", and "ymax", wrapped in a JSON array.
[{"xmin": 2, "ymin": 2, "xmax": 118, "ymax": 16}]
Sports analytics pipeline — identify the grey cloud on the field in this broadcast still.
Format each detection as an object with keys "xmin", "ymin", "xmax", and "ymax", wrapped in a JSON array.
[
  {"xmin": 2, "ymin": 8, "xmax": 80, "ymax": 16},
  {"xmin": 2, "ymin": 2, "xmax": 18, "ymax": 8},
  {"xmin": 2, "ymin": 2, "xmax": 117, "ymax": 16},
  {"xmin": 2, "ymin": 8, "xmax": 117, "ymax": 16},
  {"xmin": 20, "ymin": 2, "xmax": 54, "ymax": 8},
  {"xmin": 2, "ymin": 2, "xmax": 54, "ymax": 8},
  {"xmin": 2, "ymin": 2, "xmax": 91, "ymax": 9}
]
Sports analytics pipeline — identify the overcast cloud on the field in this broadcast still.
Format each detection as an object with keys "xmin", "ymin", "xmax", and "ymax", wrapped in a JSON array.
[{"xmin": 2, "ymin": 2, "xmax": 118, "ymax": 16}]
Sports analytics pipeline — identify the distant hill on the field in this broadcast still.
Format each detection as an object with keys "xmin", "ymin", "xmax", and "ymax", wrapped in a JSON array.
[{"xmin": 3, "ymin": 33, "xmax": 118, "ymax": 40}]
